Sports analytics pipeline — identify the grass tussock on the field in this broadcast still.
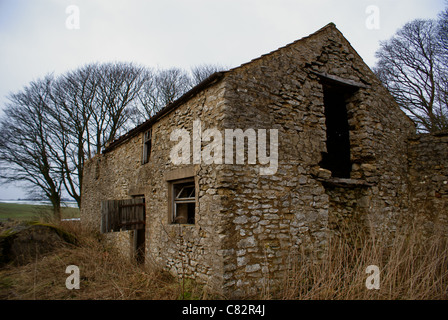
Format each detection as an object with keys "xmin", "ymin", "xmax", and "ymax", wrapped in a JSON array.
[
  {"xmin": 277, "ymin": 222, "xmax": 448, "ymax": 300},
  {"xmin": 0, "ymin": 219, "xmax": 202, "ymax": 300},
  {"xmin": 1, "ymin": 216, "xmax": 447, "ymax": 300}
]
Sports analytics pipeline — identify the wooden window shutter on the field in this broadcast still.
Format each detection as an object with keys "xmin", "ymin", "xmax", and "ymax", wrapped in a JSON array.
[{"xmin": 101, "ymin": 198, "xmax": 146, "ymax": 233}]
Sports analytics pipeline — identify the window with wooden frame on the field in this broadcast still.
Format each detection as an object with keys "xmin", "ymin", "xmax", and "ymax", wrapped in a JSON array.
[
  {"xmin": 142, "ymin": 128, "xmax": 152, "ymax": 164},
  {"xmin": 170, "ymin": 178, "xmax": 196, "ymax": 224}
]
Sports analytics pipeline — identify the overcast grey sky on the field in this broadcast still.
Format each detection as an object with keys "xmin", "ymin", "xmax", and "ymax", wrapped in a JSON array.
[{"xmin": 0, "ymin": 0, "xmax": 446, "ymax": 199}]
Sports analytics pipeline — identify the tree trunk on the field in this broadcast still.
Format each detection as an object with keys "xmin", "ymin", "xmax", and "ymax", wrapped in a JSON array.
[{"xmin": 50, "ymin": 196, "xmax": 62, "ymax": 221}]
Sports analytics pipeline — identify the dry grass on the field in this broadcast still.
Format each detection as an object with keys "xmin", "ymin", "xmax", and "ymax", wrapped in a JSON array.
[
  {"xmin": 0, "ymin": 220, "xmax": 202, "ymax": 300},
  {"xmin": 277, "ymin": 222, "xmax": 448, "ymax": 300},
  {"xmin": 1, "ymin": 217, "xmax": 447, "ymax": 300}
]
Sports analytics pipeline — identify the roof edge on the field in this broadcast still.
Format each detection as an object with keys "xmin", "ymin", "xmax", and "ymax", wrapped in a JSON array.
[
  {"xmin": 103, "ymin": 71, "xmax": 226, "ymax": 153},
  {"xmin": 226, "ymin": 22, "xmax": 337, "ymax": 73},
  {"xmin": 102, "ymin": 22, "xmax": 341, "ymax": 153}
]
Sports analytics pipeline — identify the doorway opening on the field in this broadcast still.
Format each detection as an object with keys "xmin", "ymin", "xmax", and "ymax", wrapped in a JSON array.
[
  {"xmin": 132, "ymin": 195, "xmax": 146, "ymax": 264},
  {"xmin": 319, "ymin": 83, "xmax": 353, "ymax": 178}
]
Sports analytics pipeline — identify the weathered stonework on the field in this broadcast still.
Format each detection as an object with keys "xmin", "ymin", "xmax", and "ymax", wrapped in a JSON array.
[
  {"xmin": 408, "ymin": 133, "xmax": 448, "ymax": 236},
  {"xmin": 82, "ymin": 80, "xmax": 229, "ymax": 292},
  {"xmin": 81, "ymin": 23, "xmax": 448, "ymax": 298}
]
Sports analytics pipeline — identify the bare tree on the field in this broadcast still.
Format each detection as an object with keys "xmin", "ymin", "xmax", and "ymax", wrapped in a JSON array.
[
  {"xmin": 439, "ymin": 6, "xmax": 448, "ymax": 51},
  {"xmin": 0, "ymin": 76, "xmax": 63, "ymax": 218},
  {"xmin": 49, "ymin": 62, "xmax": 150, "ymax": 207},
  {"xmin": 0, "ymin": 61, "xmax": 223, "ymax": 213},
  {"xmin": 190, "ymin": 64, "xmax": 225, "ymax": 85},
  {"xmin": 137, "ymin": 65, "xmax": 225, "ymax": 119},
  {"xmin": 374, "ymin": 17, "xmax": 448, "ymax": 132},
  {"xmin": 436, "ymin": 7, "xmax": 448, "ymax": 122},
  {"xmin": 94, "ymin": 63, "xmax": 149, "ymax": 151},
  {"xmin": 156, "ymin": 68, "xmax": 192, "ymax": 106},
  {"xmin": 137, "ymin": 67, "xmax": 192, "ymax": 119}
]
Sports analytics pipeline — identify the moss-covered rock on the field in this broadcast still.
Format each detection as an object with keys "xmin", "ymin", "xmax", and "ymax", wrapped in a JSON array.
[{"xmin": 0, "ymin": 222, "xmax": 77, "ymax": 267}]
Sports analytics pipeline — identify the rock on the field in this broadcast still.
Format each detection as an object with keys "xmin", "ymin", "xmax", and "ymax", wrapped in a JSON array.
[
  {"xmin": 317, "ymin": 168, "xmax": 332, "ymax": 179},
  {"xmin": 0, "ymin": 222, "xmax": 77, "ymax": 266},
  {"xmin": 245, "ymin": 264, "xmax": 261, "ymax": 273}
]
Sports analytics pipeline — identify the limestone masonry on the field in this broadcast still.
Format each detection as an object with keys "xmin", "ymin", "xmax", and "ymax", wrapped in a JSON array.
[{"xmin": 80, "ymin": 23, "xmax": 448, "ymax": 298}]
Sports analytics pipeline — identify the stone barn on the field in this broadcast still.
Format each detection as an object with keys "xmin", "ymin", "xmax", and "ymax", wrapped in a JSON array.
[{"xmin": 81, "ymin": 23, "xmax": 448, "ymax": 297}]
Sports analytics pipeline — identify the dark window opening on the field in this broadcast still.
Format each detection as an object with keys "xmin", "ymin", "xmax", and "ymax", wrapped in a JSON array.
[
  {"xmin": 142, "ymin": 129, "xmax": 152, "ymax": 164},
  {"xmin": 172, "ymin": 180, "xmax": 195, "ymax": 224},
  {"xmin": 319, "ymin": 84, "xmax": 353, "ymax": 178}
]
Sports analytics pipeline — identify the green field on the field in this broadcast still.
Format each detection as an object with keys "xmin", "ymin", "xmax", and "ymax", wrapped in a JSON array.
[{"xmin": 0, "ymin": 202, "xmax": 80, "ymax": 221}]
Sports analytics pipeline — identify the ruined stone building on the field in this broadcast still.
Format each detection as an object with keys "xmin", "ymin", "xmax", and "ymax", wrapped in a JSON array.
[{"xmin": 80, "ymin": 23, "xmax": 448, "ymax": 297}]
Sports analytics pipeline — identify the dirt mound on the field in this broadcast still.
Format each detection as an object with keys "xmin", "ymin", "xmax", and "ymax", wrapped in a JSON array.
[{"xmin": 0, "ymin": 222, "xmax": 77, "ymax": 266}]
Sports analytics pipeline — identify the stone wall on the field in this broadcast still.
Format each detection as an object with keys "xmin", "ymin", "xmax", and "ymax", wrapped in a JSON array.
[
  {"xmin": 81, "ymin": 24, "xmax": 447, "ymax": 298},
  {"xmin": 81, "ymin": 80, "xmax": 230, "ymax": 294},
  {"xmin": 408, "ymin": 133, "xmax": 448, "ymax": 236},
  {"xmin": 216, "ymin": 23, "xmax": 415, "ymax": 297}
]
